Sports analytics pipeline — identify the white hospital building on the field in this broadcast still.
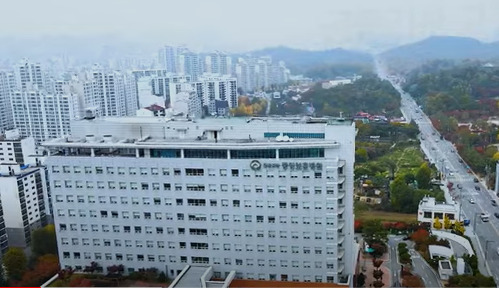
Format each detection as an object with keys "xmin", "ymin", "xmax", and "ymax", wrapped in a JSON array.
[{"xmin": 43, "ymin": 116, "xmax": 357, "ymax": 285}]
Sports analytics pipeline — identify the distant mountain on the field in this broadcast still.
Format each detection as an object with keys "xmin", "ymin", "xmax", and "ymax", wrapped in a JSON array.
[
  {"xmin": 379, "ymin": 36, "xmax": 499, "ymax": 72},
  {"xmin": 243, "ymin": 46, "xmax": 373, "ymax": 76}
]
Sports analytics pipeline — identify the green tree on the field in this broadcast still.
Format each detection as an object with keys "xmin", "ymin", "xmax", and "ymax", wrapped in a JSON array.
[
  {"xmin": 355, "ymin": 148, "xmax": 369, "ymax": 163},
  {"xmin": 415, "ymin": 163, "xmax": 431, "ymax": 189},
  {"xmin": 31, "ymin": 224, "xmax": 57, "ymax": 256},
  {"xmin": 3, "ymin": 247, "xmax": 27, "ymax": 280},
  {"xmin": 362, "ymin": 220, "xmax": 388, "ymax": 243}
]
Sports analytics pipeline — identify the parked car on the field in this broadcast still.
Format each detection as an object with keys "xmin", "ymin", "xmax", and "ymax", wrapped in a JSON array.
[
  {"xmin": 474, "ymin": 178, "xmax": 479, "ymax": 183},
  {"xmin": 475, "ymin": 186, "xmax": 480, "ymax": 191},
  {"xmin": 469, "ymin": 198, "xmax": 475, "ymax": 204},
  {"xmin": 494, "ymin": 213, "xmax": 499, "ymax": 219},
  {"xmin": 492, "ymin": 200, "xmax": 497, "ymax": 206}
]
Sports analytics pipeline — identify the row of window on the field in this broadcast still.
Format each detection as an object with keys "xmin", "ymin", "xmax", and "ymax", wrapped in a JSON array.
[
  {"xmin": 57, "ymin": 211, "xmax": 344, "ymax": 225},
  {"xmin": 51, "ymin": 166, "xmax": 342, "ymax": 177},
  {"xmin": 61, "ymin": 252, "xmax": 337, "ymax": 269},
  {"xmin": 58, "ymin": 223, "xmax": 343, "ymax": 239},
  {"xmin": 55, "ymin": 196, "xmax": 343, "ymax": 209},
  {"xmin": 61, "ymin": 239, "xmax": 338, "ymax": 254},
  {"xmin": 53, "ymin": 181, "xmax": 343, "ymax": 194}
]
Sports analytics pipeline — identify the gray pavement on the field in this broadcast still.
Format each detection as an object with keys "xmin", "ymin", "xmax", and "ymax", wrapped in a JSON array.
[{"xmin": 406, "ymin": 241, "xmax": 442, "ymax": 288}]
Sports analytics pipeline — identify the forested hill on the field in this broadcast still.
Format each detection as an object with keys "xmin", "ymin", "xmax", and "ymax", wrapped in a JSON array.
[
  {"xmin": 403, "ymin": 61, "xmax": 499, "ymax": 116},
  {"xmin": 301, "ymin": 74, "xmax": 401, "ymax": 117}
]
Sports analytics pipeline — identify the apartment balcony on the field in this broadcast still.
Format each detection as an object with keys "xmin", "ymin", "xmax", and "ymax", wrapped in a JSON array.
[
  {"xmin": 337, "ymin": 189, "xmax": 346, "ymax": 199},
  {"xmin": 337, "ymin": 248, "xmax": 345, "ymax": 258}
]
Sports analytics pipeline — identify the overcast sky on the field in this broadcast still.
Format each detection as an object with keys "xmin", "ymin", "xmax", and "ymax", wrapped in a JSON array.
[{"xmin": 3, "ymin": 0, "xmax": 499, "ymax": 52}]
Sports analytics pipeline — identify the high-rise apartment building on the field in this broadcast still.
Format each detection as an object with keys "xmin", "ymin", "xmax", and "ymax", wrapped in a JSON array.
[
  {"xmin": 87, "ymin": 69, "xmax": 127, "ymax": 117},
  {"xmin": 16, "ymin": 58, "xmax": 45, "ymax": 90},
  {"xmin": 11, "ymin": 90, "xmax": 73, "ymax": 142},
  {"xmin": 0, "ymin": 71, "xmax": 16, "ymax": 133},
  {"xmin": 159, "ymin": 46, "xmax": 179, "ymax": 73},
  {"xmin": 195, "ymin": 74, "xmax": 237, "ymax": 115},
  {"xmin": 0, "ymin": 129, "xmax": 49, "ymax": 249},
  {"xmin": 206, "ymin": 52, "xmax": 232, "ymax": 75},
  {"xmin": 179, "ymin": 51, "xmax": 202, "ymax": 81},
  {"xmin": 151, "ymin": 74, "xmax": 192, "ymax": 107},
  {"xmin": 43, "ymin": 116, "xmax": 356, "ymax": 285}
]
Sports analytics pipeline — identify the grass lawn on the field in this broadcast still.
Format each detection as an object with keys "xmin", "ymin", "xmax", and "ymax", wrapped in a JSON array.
[{"xmin": 356, "ymin": 210, "xmax": 417, "ymax": 223}]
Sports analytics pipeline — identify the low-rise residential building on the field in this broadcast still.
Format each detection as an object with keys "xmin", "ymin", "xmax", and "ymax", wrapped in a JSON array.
[{"xmin": 417, "ymin": 196, "xmax": 461, "ymax": 224}]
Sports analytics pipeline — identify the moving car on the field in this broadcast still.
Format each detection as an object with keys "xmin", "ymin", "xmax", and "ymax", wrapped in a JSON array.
[
  {"xmin": 481, "ymin": 213, "xmax": 490, "ymax": 222},
  {"xmin": 469, "ymin": 198, "xmax": 476, "ymax": 204}
]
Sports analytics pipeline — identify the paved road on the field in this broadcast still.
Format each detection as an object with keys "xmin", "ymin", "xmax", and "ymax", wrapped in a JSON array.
[
  {"xmin": 387, "ymin": 236, "xmax": 402, "ymax": 287},
  {"xmin": 376, "ymin": 59, "xmax": 499, "ymax": 283}
]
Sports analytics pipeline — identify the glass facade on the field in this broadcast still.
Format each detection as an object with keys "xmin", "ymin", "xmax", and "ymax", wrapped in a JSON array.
[
  {"xmin": 150, "ymin": 149, "xmax": 181, "ymax": 158},
  {"xmin": 279, "ymin": 148, "xmax": 324, "ymax": 158},
  {"xmin": 184, "ymin": 149, "xmax": 227, "ymax": 159},
  {"xmin": 230, "ymin": 149, "xmax": 276, "ymax": 159}
]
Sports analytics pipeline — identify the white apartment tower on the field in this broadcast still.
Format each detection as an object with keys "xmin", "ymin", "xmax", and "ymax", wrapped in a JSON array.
[
  {"xmin": 11, "ymin": 90, "xmax": 73, "ymax": 142},
  {"xmin": 179, "ymin": 51, "xmax": 201, "ymax": 81},
  {"xmin": 87, "ymin": 69, "xmax": 127, "ymax": 117},
  {"xmin": 207, "ymin": 52, "xmax": 232, "ymax": 75},
  {"xmin": 151, "ymin": 74, "xmax": 192, "ymax": 107},
  {"xmin": 0, "ymin": 129, "xmax": 49, "ymax": 249},
  {"xmin": 195, "ymin": 75, "xmax": 237, "ymax": 115},
  {"xmin": 0, "ymin": 71, "xmax": 16, "ymax": 133},
  {"xmin": 16, "ymin": 58, "xmax": 45, "ymax": 90},
  {"xmin": 0, "ymin": 163, "xmax": 48, "ymax": 248},
  {"xmin": 43, "ymin": 116, "xmax": 357, "ymax": 285},
  {"xmin": 159, "ymin": 46, "xmax": 179, "ymax": 73}
]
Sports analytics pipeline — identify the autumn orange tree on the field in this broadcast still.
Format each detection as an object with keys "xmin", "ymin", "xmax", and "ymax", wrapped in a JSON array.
[{"xmin": 17, "ymin": 254, "xmax": 59, "ymax": 287}]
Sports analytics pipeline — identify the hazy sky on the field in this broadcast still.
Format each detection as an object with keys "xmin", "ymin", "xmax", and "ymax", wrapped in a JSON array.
[{"xmin": 3, "ymin": 0, "xmax": 499, "ymax": 52}]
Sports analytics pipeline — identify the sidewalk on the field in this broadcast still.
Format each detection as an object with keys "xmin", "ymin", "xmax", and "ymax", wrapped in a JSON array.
[
  {"xmin": 464, "ymin": 228, "xmax": 490, "ymax": 276},
  {"xmin": 358, "ymin": 252, "xmax": 391, "ymax": 288}
]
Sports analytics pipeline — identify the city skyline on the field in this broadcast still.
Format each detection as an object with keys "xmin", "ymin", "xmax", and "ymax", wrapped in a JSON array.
[{"xmin": 1, "ymin": 0, "xmax": 499, "ymax": 53}]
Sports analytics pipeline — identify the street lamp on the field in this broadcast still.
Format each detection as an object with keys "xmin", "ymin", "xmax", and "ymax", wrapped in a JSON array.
[{"xmin": 485, "ymin": 240, "xmax": 494, "ymax": 260}]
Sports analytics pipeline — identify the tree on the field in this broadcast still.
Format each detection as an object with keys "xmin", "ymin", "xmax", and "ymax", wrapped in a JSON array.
[
  {"xmin": 31, "ymin": 224, "xmax": 57, "ymax": 256},
  {"xmin": 433, "ymin": 217, "xmax": 442, "ymax": 229},
  {"xmin": 415, "ymin": 163, "xmax": 431, "ymax": 189},
  {"xmin": 410, "ymin": 228, "xmax": 429, "ymax": 244},
  {"xmin": 362, "ymin": 220, "xmax": 388, "ymax": 243},
  {"xmin": 0, "ymin": 263, "xmax": 7, "ymax": 287},
  {"xmin": 68, "ymin": 275, "xmax": 93, "ymax": 287},
  {"xmin": 453, "ymin": 220, "xmax": 465, "ymax": 235},
  {"xmin": 443, "ymin": 215, "xmax": 452, "ymax": 229},
  {"xmin": 3, "ymin": 247, "xmax": 27, "ymax": 280},
  {"xmin": 355, "ymin": 148, "xmax": 369, "ymax": 163},
  {"xmin": 402, "ymin": 275, "xmax": 424, "ymax": 287},
  {"xmin": 373, "ymin": 269, "xmax": 384, "ymax": 280},
  {"xmin": 372, "ymin": 258, "xmax": 384, "ymax": 270},
  {"xmin": 356, "ymin": 273, "xmax": 366, "ymax": 287},
  {"xmin": 158, "ymin": 271, "xmax": 168, "ymax": 282},
  {"xmin": 372, "ymin": 280, "xmax": 384, "ymax": 288}
]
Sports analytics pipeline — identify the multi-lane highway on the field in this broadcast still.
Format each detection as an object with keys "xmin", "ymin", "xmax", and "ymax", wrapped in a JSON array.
[{"xmin": 376, "ymin": 60, "xmax": 499, "ymax": 282}]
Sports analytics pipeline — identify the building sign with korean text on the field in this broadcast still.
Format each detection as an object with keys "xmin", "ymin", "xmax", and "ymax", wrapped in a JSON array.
[{"xmin": 257, "ymin": 162, "xmax": 323, "ymax": 171}]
